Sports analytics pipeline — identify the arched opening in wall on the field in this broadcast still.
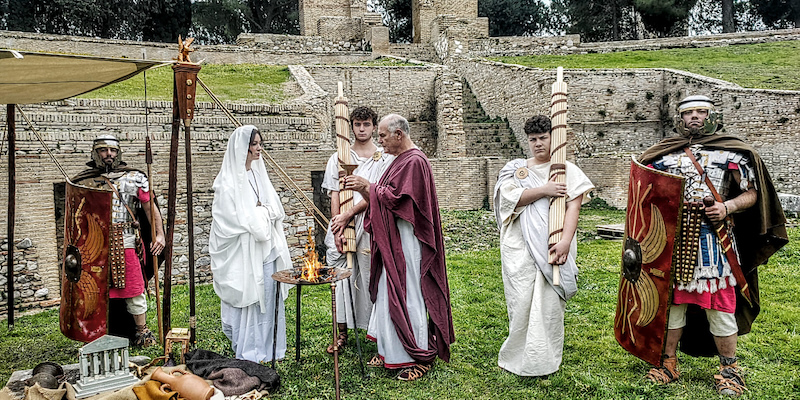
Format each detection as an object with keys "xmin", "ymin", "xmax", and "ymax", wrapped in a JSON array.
[{"xmin": 311, "ymin": 170, "xmax": 330, "ymax": 262}]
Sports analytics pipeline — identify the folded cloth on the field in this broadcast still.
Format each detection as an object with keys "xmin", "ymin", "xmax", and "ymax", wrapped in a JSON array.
[
  {"xmin": 184, "ymin": 350, "xmax": 279, "ymax": 394},
  {"xmin": 23, "ymin": 382, "xmax": 66, "ymax": 400},
  {"xmin": 206, "ymin": 369, "xmax": 261, "ymax": 397},
  {"xmin": 132, "ymin": 381, "xmax": 180, "ymax": 400}
]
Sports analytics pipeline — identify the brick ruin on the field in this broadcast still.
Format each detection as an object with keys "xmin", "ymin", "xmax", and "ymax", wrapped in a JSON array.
[{"xmin": 1, "ymin": 23, "xmax": 799, "ymax": 316}]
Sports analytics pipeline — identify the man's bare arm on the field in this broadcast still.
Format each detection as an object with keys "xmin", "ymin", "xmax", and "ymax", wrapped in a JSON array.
[{"xmin": 142, "ymin": 199, "xmax": 166, "ymax": 255}]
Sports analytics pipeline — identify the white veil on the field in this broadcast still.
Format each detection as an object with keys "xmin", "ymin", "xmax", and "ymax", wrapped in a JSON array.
[{"xmin": 209, "ymin": 125, "xmax": 292, "ymax": 312}]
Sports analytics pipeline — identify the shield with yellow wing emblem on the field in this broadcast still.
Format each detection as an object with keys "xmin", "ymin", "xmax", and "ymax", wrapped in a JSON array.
[
  {"xmin": 614, "ymin": 156, "xmax": 685, "ymax": 366},
  {"xmin": 59, "ymin": 181, "xmax": 113, "ymax": 343}
]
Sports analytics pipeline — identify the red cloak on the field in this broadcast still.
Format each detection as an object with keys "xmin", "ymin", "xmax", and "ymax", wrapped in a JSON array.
[{"xmin": 365, "ymin": 148, "xmax": 455, "ymax": 363}]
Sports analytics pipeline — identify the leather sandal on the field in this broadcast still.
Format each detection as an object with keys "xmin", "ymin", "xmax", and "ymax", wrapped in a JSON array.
[
  {"xmin": 367, "ymin": 355, "xmax": 384, "ymax": 367},
  {"xmin": 645, "ymin": 355, "xmax": 679, "ymax": 384},
  {"xmin": 326, "ymin": 332, "xmax": 348, "ymax": 354},
  {"xmin": 715, "ymin": 362, "xmax": 747, "ymax": 396},
  {"xmin": 397, "ymin": 363, "xmax": 431, "ymax": 381}
]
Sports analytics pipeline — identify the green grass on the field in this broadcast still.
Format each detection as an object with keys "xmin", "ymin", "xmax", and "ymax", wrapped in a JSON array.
[
  {"xmin": 492, "ymin": 41, "xmax": 800, "ymax": 91},
  {"xmin": 78, "ymin": 64, "xmax": 292, "ymax": 103},
  {"xmin": 2, "ymin": 208, "xmax": 798, "ymax": 399}
]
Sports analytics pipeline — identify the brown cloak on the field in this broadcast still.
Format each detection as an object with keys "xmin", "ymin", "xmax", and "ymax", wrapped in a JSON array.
[{"xmin": 639, "ymin": 133, "xmax": 788, "ymax": 356}]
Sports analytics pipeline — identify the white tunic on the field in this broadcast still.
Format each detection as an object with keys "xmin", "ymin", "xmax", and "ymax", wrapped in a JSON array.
[
  {"xmin": 366, "ymin": 219, "xmax": 428, "ymax": 368},
  {"xmin": 322, "ymin": 148, "xmax": 393, "ymax": 329},
  {"xmin": 209, "ymin": 125, "xmax": 292, "ymax": 362},
  {"xmin": 494, "ymin": 159, "xmax": 594, "ymax": 376}
]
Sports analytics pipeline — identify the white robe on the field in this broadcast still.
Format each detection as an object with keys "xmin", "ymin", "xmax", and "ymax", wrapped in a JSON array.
[
  {"xmin": 209, "ymin": 125, "xmax": 292, "ymax": 362},
  {"xmin": 322, "ymin": 148, "xmax": 393, "ymax": 329},
  {"xmin": 494, "ymin": 159, "xmax": 594, "ymax": 376},
  {"xmin": 366, "ymin": 219, "xmax": 428, "ymax": 368}
]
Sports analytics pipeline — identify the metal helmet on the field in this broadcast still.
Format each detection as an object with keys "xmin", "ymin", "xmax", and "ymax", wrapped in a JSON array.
[
  {"xmin": 673, "ymin": 95, "xmax": 723, "ymax": 137},
  {"xmin": 91, "ymin": 134, "xmax": 123, "ymax": 170}
]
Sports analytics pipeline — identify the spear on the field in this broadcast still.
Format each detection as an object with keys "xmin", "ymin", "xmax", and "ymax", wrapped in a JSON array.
[
  {"xmin": 548, "ymin": 67, "xmax": 568, "ymax": 286},
  {"xmin": 145, "ymin": 135, "xmax": 163, "ymax": 343}
]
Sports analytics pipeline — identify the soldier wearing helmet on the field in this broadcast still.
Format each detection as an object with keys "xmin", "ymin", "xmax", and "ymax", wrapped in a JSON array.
[
  {"xmin": 72, "ymin": 134, "xmax": 165, "ymax": 347},
  {"xmin": 633, "ymin": 96, "xmax": 788, "ymax": 396}
]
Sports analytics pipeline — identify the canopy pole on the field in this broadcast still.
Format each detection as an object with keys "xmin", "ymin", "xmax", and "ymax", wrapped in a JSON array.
[
  {"xmin": 6, "ymin": 104, "xmax": 16, "ymax": 330},
  {"xmin": 184, "ymin": 123, "xmax": 196, "ymax": 346}
]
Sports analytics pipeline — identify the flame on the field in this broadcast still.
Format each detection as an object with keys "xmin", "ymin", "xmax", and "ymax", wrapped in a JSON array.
[{"xmin": 300, "ymin": 229, "xmax": 322, "ymax": 282}]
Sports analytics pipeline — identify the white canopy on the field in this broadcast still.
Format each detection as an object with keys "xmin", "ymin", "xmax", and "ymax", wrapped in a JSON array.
[{"xmin": 0, "ymin": 50, "xmax": 171, "ymax": 104}]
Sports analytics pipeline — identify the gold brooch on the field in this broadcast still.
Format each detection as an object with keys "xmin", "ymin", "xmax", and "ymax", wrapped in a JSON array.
[
  {"xmin": 515, "ymin": 167, "xmax": 528, "ymax": 179},
  {"xmin": 373, "ymin": 151, "xmax": 382, "ymax": 161}
]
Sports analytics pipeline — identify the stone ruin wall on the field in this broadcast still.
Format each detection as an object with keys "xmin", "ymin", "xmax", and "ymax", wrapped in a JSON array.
[
  {"xmin": 0, "ymin": 96, "xmax": 333, "ymax": 315},
  {"xmin": 0, "ymin": 62, "xmax": 491, "ymax": 316},
  {"xmin": 0, "ymin": 236, "xmax": 53, "ymax": 315},
  {"xmin": 2, "ymin": 30, "xmax": 800, "ymax": 316},
  {"xmin": 452, "ymin": 58, "xmax": 800, "ymax": 208},
  {"xmin": 0, "ymin": 30, "xmax": 375, "ymax": 66}
]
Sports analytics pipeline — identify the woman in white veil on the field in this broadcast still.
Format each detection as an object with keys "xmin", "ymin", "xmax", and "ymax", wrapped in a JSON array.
[{"xmin": 209, "ymin": 125, "xmax": 292, "ymax": 362}]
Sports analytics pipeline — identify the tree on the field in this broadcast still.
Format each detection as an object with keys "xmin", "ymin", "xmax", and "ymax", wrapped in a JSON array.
[
  {"xmin": 140, "ymin": 0, "xmax": 192, "ymax": 43},
  {"xmin": 4, "ymin": 0, "xmax": 140, "ymax": 39},
  {"xmin": 751, "ymin": 0, "xmax": 800, "ymax": 28},
  {"xmin": 246, "ymin": 0, "xmax": 299, "ymax": 35},
  {"xmin": 372, "ymin": 0, "xmax": 412, "ymax": 43},
  {"xmin": 478, "ymin": 0, "xmax": 550, "ymax": 37},
  {"xmin": 689, "ymin": 0, "xmax": 768, "ymax": 34},
  {"xmin": 191, "ymin": 0, "xmax": 250, "ymax": 44},
  {"xmin": 634, "ymin": 0, "xmax": 698, "ymax": 37},
  {"xmin": 722, "ymin": 0, "xmax": 735, "ymax": 32},
  {"xmin": 557, "ymin": 0, "xmax": 638, "ymax": 42}
]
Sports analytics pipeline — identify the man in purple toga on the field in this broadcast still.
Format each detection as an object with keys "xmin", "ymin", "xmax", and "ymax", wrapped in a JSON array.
[{"xmin": 343, "ymin": 113, "xmax": 455, "ymax": 382}]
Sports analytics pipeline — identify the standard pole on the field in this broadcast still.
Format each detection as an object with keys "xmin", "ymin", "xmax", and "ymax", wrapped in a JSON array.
[
  {"xmin": 163, "ymin": 79, "xmax": 181, "ymax": 339},
  {"xmin": 6, "ymin": 104, "xmax": 16, "ymax": 330}
]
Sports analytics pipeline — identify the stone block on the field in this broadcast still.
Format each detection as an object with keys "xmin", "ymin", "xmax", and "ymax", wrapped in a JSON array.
[{"xmin": 369, "ymin": 27, "xmax": 390, "ymax": 55}]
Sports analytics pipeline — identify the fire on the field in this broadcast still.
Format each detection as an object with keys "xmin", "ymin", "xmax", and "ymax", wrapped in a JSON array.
[{"xmin": 300, "ymin": 229, "xmax": 322, "ymax": 282}]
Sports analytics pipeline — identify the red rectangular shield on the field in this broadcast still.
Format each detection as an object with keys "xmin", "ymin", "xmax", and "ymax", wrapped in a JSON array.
[
  {"xmin": 614, "ymin": 156, "xmax": 685, "ymax": 366},
  {"xmin": 59, "ymin": 181, "xmax": 113, "ymax": 343}
]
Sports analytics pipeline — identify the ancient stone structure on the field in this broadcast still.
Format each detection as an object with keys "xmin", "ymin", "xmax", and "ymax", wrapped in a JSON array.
[
  {"xmin": 298, "ymin": 0, "xmax": 488, "ymax": 48},
  {"xmin": 1, "ymin": 27, "xmax": 799, "ymax": 318}
]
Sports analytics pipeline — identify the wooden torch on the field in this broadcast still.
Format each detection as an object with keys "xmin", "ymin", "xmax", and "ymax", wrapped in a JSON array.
[
  {"xmin": 334, "ymin": 82, "xmax": 358, "ymax": 262},
  {"xmin": 548, "ymin": 67, "xmax": 568, "ymax": 286}
]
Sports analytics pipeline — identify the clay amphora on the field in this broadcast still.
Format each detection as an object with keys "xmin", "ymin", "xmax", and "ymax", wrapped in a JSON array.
[{"xmin": 151, "ymin": 367, "xmax": 213, "ymax": 400}]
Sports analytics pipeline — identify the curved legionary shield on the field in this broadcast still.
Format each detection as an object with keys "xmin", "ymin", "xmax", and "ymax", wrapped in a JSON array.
[
  {"xmin": 614, "ymin": 156, "xmax": 685, "ymax": 366},
  {"xmin": 60, "ymin": 181, "xmax": 113, "ymax": 343}
]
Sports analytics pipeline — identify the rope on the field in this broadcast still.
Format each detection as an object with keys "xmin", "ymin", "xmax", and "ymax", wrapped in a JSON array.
[
  {"xmin": 0, "ymin": 121, "xmax": 6, "ymax": 160},
  {"xmin": 15, "ymin": 105, "xmax": 71, "ymax": 181},
  {"xmin": 196, "ymin": 77, "xmax": 330, "ymax": 228}
]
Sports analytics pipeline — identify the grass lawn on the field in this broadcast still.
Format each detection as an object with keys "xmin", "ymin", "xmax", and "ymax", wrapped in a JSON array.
[
  {"xmin": 78, "ymin": 64, "xmax": 292, "ymax": 104},
  {"xmin": 493, "ymin": 40, "xmax": 800, "ymax": 91},
  {"xmin": 1, "ymin": 207, "xmax": 798, "ymax": 399}
]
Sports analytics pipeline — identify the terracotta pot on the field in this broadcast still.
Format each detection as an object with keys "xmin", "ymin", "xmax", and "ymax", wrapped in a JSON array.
[{"xmin": 151, "ymin": 367, "xmax": 213, "ymax": 400}]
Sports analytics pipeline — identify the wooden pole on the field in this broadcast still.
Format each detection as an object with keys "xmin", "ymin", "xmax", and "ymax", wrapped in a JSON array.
[
  {"xmin": 548, "ymin": 67, "xmax": 568, "ymax": 286},
  {"xmin": 145, "ymin": 137, "xmax": 164, "ymax": 343},
  {"xmin": 172, "ymin": 62, "xmax": 201, "ymax": 345},
  {"xmin": 331, "ymin": 282, "xmax": 341, "ymax": 400},
  {"xmin": 184, "ymin": 123, "xmax": 196, "ymax": 345},
  {"xmin": 6, "ymin": 104, "xmax": 16, "ymax": 330},
  {"xmin": 163, "ymin": 76, "xmax": 181, "ymax": 339}
]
